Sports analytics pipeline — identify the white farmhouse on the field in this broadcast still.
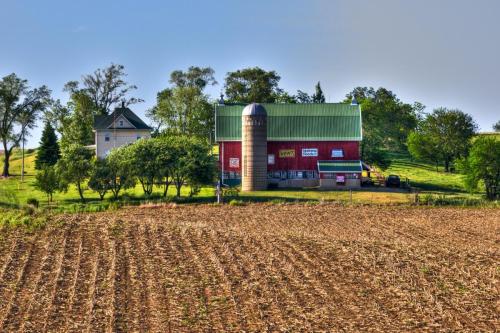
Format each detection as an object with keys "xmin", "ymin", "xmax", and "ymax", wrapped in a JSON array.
[{"xmin": 93, "ymin": 103, "xmax": 152, "ymax": 158}]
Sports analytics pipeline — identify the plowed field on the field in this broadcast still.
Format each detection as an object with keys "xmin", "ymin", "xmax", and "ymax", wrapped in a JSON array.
[{"xmin": 0, "ymin": 204, "xmax": 498, "ymax": 332}]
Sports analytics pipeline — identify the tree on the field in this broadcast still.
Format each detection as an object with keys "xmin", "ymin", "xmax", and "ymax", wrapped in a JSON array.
[
  {"xmin": 57, "ymin": 144, "xmax": 93, "ymax": 202},
  {"xmin": 59, "ymin": 91, "xmax": 95, "ymax": 148},
  {"xmin": 88, "ymin": 158, "xmax": 110, "ymax": 200},
  {"xmin": 44, "ymin": 99, "xmax": 70, "ymax": 136},
  {"xmin": 169, "ymin": 66, "xmax": 217, "ymax": 90},
  {"xmin": 274, "ymin": 89, "xmax": 297, "ymax": 104},
  {"xmin": 154, "ymin": 137, "xmax": 175, "ymax": 197},
  {"xmin": 0, "ymin": 73, "xmax": 51, "ymax": 177},
  {"xmin": 457, "ymin": 136, "xmax": 500, "ymax": 200},
  {"xmin": 345, "ymin": 87, "xmax": 422, "ymax": 153},
  {"xmin": 296, "ymin": 90, "xmax": 312, "ymax": 103},
  {"xmin": 65, "ymin": 63, "xmax": 142, "ymax": 115},
  {"xmin": 224, "ymin": 67, "xmax": 281, "ymax": 103},
  {"xmin": 34, "ymin": 165, "xmax": 59, "ymax": 203},
  {"xmin": 106, "ymin": 148, "xmax": 136, "ymax": 199},
  {"xmin": 408, "ymin": 108, "xmax": 478, "ymax": 172},
  {"xmin": 147, "ymin": 86, "xmax": 213, "ymax": 139},
  {"xmin": 165, "ymin": 136, "xmax": 215, "ymax": 197},
  {"xmin": 493, "ymin": 120, "xmax": 500, "ymax": 132},
  {"xmin": 35, "ymin": 121, "xmax": 60, "ymax": 169},
  {"xmin": 126, "ymin": 139, "xmax": 160, "ymax": 196},
  {"xmin": 312, "ymin": 82, "xmax": 326, "ymax": 103}
]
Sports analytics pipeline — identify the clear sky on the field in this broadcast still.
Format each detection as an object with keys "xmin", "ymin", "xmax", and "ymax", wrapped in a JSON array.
[{"xmin": 1, "ymin": 0, "xmax": 499, "ymax": 148}]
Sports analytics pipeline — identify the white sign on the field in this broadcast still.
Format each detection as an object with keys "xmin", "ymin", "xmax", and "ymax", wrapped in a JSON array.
[
  {"xmin": 229, "ymin": 158, "xmax": 239, "ymax": 168},
  {"xmin": 302, "ymin": 148, "xmax": 318, "ymax": 157},
  {"xmin": 331, "ymin": 149, "xmax": 344, "ymax": 158},
  {"xmin": 268, "ymin": 154, "xmax": 275, "ymax": 165},
  {"xmin": 336, "ymin": 175, "xmax": 345, "ymax": 183}
]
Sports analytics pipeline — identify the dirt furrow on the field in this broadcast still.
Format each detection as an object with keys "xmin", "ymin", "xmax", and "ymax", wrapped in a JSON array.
[
  {"xmin": 206, "ymin": 230, "xmax": 269, "ymax": 332},
  {"xmin": 67, "ymin": 224, "xmax": 101, "ymax": 332},
  {"xmin": 180, "ymin": 228, "xmax": 228, "ymax": 332},
  {"xmin": 44, "ymin": 228, "xmax": 83, "ymax": 332},
  {"xmin": 126, "ymin": 222, "xmax": 152, "ymax": 332},
  {"xmin": 0, "ymin": 234, "xmax": 19, "ymax": 282},
  {"xmin": 230, "ymin": 234, "xmax": 308, "ymax": 332},
  {"xmin": 21, "ymin": 224, "xmax": 71, "ymax": 333},
  {"xmin": 162, "ymin": 227, "xmax": 210, "ymax": 331},
  {"xmin": 193, "ymin": 229, "xmax": 245, "ymax": 332},
  {"xmin": 150, "ymin": 224, "xmax": 188, "ymax": 332},
  {"xmin": 0, "ymin": 239, "xmax": 36, "ymax": 328},
  {"xmin": 0, "ymin": 231, "xmax": 53, "ymax": 332},
  {"xmin": 89, "ymin": 222, "xmax": 116, "ymax": 333}
]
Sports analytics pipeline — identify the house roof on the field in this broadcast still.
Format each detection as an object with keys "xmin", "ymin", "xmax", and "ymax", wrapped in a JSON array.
[
  {"xmin": 317, "ymin": 160, "xmax": 363, "ymax": 173},
  {"xmin": 215, "ymin": 103, "xmax": 362, "ymax": 141},
  {"xmin": 93, "ymin": 106, "xmax": 152, "ymax": 130}
]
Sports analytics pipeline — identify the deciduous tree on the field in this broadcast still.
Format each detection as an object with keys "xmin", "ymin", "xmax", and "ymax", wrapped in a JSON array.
[
  {"xmin": 34, "ymin": 165, "xmax": 60, "ymax": 203},
  {"xmin": 0, "ymin": 73, "xmax": 51, "ymax": 177},
  {"xmin": 57, "ymin": 144, "xmax": 94, "ymax": 202},
  {"xmin": 408, "ymin": 108, "xmax": 477, "ymax": 172},
  {"xmin": 65, "ymin": 63, "xmax": 142, "ymax": 115},
  {"xmin": 224, "ymin": 67, "xmax": 281, "ymax": 103},
  {"xmin": 457, "ymin": 136, "xmax": 500, "ymax": 199}
]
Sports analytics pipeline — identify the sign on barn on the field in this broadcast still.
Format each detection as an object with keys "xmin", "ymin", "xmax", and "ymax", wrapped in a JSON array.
[
  {"xmin": 302, "ymin": 148, "xmax": 318, "ymax": 157},
  {"xmin": 279, "ymin": 149, "xmax": 295, "ymax": 158},
  {"xmin": 229, "ymin": 158, "xmax": 239, "ymax": 168}
]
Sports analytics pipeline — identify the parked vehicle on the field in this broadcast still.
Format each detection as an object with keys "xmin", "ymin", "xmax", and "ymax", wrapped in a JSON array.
[{"xmin": 385, "ymin": 175, "xmax": 401, "ymax": 188}]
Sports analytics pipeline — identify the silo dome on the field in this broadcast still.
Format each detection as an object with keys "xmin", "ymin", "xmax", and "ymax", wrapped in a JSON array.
[{"xmin": 242, "ymin": 103, "xmax": 267, "ymax": 116}]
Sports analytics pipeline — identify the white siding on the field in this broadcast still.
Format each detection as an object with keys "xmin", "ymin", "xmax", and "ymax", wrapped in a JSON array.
[{"xmin": 95, "ymin": 129, "xmax": 151, "ymax": 158}]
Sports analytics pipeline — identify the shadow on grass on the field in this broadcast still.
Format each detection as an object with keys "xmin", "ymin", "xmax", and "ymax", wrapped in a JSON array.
[{"xmin": 410, "ymin": 181, "xmax": 466, "ymax": 193}]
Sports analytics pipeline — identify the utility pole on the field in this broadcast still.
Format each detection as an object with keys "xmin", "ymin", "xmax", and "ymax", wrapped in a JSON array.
[{"xmin": 21, "ymin": 129, "xmax": 25, "ymax": 182}]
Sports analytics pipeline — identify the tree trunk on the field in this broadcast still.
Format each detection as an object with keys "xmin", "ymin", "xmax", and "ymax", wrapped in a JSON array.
[
  {"xmin": 21, "ymin": 131, "xmax": 25, "ymax": 182},
  {"xmin": 444, "ymin": 159, "xmax": 450, "ymax": 172},
  {"xmin": 163, "ymin": 178, "xmax": 170, "ymax": 197},
  {"xmin": 2, "ymin": 141, "xmax": 10, "ymax": 177},
  {"xmin": 76, "ymin": 182, "xmax": 85, "ymax": 203}
]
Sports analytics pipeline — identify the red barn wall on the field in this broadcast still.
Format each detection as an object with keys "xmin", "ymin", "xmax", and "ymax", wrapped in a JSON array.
[{"xmin": 219, "ymin": 141, "xmax": 360, "ymax": 172}]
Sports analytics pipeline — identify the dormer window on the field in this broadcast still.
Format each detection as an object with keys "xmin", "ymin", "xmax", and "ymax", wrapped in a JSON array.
[{"xmin": 119, "ymin": 120, "xmax": 124, "ymax": 127}]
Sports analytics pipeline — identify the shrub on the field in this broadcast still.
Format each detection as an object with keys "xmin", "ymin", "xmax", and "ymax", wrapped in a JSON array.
[
  {"xmin": 26, "ymin": 197, "xmax": 39, "ymax": 208},
  {"xmin": 229, "ymin": 199, "xmax": 245, "ymax": 206}
]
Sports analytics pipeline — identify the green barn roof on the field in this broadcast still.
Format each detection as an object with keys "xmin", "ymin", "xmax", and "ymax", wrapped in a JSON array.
[{"xmin": 215, "ymin": 103, "xmax": 362, "ymax": 141}]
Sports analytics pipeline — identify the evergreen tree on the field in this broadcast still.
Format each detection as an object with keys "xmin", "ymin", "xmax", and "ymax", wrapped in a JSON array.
[
  {"xmin": 312, "ymin": 82, "xmax": 326, "ymax": 103},
  {"xmin": 35, "ymin": 121, "xmax": 60, "ymax": 170}
]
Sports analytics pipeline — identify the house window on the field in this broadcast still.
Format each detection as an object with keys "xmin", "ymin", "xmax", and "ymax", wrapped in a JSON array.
[
  {"xmin": 105, "ymin": 136, "xmax": 110, "ymax": 142},
  {"xmin": 331, "ymin": 149, "xmax": 344, "ymax": 158},
  {"xmin": 119, "ymin": 120, "xmax": 124, "ymax": 127}
]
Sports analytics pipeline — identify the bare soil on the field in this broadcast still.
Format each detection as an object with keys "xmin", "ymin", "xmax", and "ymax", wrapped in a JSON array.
[{"xmin": 0, "ymin": 204, "xmax": 498, "ymax": 332}]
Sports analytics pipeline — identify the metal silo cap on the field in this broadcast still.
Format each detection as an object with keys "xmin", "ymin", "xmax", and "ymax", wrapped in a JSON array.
[{"xmin": 242, "ymin": 103, "xmax": 267, "ymax": 116}]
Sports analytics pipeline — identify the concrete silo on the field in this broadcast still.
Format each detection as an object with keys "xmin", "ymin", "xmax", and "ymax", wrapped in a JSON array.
[{"xmin": 241, "ymin": 103, "xmax": 267, "ymax": 191}]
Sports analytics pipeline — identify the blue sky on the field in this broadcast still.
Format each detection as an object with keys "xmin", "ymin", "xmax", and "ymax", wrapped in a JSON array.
[{"xmin": 1, "ymin": 0, "xmax": 499, "ymax": 147}]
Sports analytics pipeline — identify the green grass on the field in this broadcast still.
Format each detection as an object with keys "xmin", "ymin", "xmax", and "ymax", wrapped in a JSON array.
[{"xmin": 382, "ymin": 152, "xmax": 467, "ymax": 193}]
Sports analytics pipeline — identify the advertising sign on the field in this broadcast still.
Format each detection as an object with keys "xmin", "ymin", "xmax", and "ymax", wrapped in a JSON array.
[
  {"xmin": 279, "ymin": 149, "xmax": 295, "ymax": 158},
  {"xmin": 301, "ymin": 148, "xmax": 318, "ymax": 157},
  {"xmin": 336, "ymin": 175, "xmax": 345, "ymax": 183},
  {"xmin": 331, "ymin": 149, "xmax": 344, "ymax": 158},
  {"xmin": 229, "ymin": 158, "xmax": 239, "ymax": 168},
  {"xmin": 268, "ymin": 154, "xmax": 275, "ymax": 165}
]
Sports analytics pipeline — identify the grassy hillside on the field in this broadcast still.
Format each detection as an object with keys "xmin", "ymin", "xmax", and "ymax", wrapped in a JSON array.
[{"xmin": 382, "ymin": 152, "xmax": 467, "ymax": 193}]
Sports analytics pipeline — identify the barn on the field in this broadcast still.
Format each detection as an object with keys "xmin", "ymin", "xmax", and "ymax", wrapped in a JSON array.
[{"xmin": 215, "ymin": 101, "xmax": 363, "ymax": 190}]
